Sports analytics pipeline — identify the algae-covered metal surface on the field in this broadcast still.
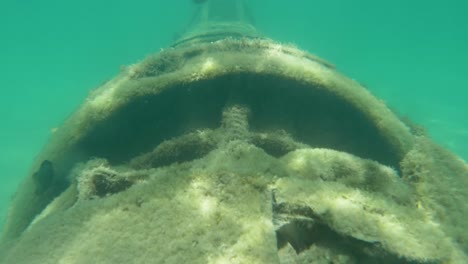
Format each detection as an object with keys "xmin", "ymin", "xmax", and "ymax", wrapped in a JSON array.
[{"xmin": 1, "ymin": 0, "xmax": 467, "ymax": 263}]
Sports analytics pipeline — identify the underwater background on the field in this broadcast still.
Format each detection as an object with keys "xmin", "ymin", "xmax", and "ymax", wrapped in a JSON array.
[{"xmin": 0, "ymin": 0, "xmax": 466, "ymax": 232}]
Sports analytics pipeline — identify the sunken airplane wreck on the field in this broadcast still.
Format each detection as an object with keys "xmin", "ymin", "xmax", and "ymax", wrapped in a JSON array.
[{"xmin": 1, "ymin": 0, "xmax": 467, "ymax": 263}]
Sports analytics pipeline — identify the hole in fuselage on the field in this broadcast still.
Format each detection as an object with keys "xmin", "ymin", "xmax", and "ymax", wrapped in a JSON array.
[{"xmin": 76, "ymin": 73, "xmax": 400, "ymax": 169}]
